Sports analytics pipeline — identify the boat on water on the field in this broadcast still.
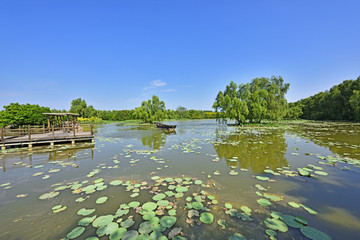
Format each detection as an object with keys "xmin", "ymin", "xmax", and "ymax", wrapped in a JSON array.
[{"xmin": 154, "ymin": 122, "xmax": 176, "ymax": 130}]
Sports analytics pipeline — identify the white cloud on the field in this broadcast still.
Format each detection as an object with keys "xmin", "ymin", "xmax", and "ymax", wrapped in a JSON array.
[
  {"xmin": 152, "ymin": 79, "xmax": 166, "ymax": 87},
  {"xmin": 160, "ymin": 88, "xmax": 176, "ymax": 93}
]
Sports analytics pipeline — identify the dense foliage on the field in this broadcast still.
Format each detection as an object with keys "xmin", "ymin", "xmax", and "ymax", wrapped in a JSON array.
[
  {"xmin": 133, "ymin": 95, "xmax": 166, "ymax": 123},
  {"xmin": 69, "ymin": 98, "xmax": 97, "ymax": 118},
  {"xmin": 0, "ymin": 103, "xmax": 50, "ymax": 127},
  {"xmin": 295, "ymin": 77, "xmax": 360, "ymax": 121},
  {"xmin": 213, "ymin": 76, "xmax": 290, "ymax": 124}
]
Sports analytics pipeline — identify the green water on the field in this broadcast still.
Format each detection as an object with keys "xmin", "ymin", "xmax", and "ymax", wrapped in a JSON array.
[{"xmin": 0, "ymin": 120, "xmax": 359, "ymax": 240}]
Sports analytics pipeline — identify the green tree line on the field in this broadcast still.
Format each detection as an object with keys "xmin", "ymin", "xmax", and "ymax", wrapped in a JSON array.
[{"xmin": 294, "ymin": 76, "xmax": 360, "ymax": 121}]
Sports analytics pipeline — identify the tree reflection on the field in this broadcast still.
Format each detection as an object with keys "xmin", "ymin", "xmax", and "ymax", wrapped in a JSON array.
[
  {"xmin": 140, "ymin": 129, "xmax": 175, "ymax": 150},
  {"xmin": 213, "ymin": 128, "xmax": 288, "ymax": 173}
]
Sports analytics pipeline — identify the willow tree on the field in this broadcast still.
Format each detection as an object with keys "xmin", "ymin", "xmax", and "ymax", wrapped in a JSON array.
[
  {"xmin": 134, "ymin": 95, "xmax": 166, "ymax": 123},
  {"xmin": 213, "ymin": 76, "xmax": 290, "ymax": 124}
]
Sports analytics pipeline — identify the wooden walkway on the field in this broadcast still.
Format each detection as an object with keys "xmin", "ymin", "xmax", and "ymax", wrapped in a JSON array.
[{"xmin": 1, "ymin": 130, "xmax": 94, "ymax": 150}]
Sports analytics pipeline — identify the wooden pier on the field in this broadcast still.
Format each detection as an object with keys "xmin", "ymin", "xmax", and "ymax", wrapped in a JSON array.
[{"xmin": 0, "ymin": 113, "xmax": 94, "ymax": 150}]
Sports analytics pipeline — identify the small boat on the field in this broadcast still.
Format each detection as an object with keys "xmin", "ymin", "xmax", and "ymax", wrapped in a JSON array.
[{"xmin": 154, "ymin": 122, "xmax": 176, "ymax": 130}]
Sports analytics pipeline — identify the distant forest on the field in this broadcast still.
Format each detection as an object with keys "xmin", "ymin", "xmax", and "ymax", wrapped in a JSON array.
[{"xmin": 295, "ymin": 76, "xmax": 360, "ymax": 122}]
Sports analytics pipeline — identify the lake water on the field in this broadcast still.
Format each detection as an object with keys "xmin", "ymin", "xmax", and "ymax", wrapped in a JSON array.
[{"xmin": 0, "ymin": 120, "xmax": 359, "ymax": 240}]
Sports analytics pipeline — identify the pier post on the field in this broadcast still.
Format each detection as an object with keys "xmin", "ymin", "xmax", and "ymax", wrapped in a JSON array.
[
  {"xmin": 73, "ymin": 124, "xmax": 76, "ymax": 137},
  {"xmin": 18, "ymin": 126, "xmax": 21, "ymax": 136},
  {"xmin": 1, "ymin": 145, "xmax": 5, "ymax": 150},
  {"xmin": 72, "ymin": 140, "xmax": 75, "ymax": 145},
  {"xmin": 50, "ymin": 142, "xmax": 54, "ymax": 148},
  {"xmin": 28, "ymin": 125, "xmax": 31, "ymax": 140},
  {"xmin": 1, "ymin": 128, "xmax": 4, "ymax": 143},
  {"xmin": 90, "ymin": 124, "xmax": 93, "ymax": 136},
  {"xmin": 28, "ymin": 143, "xmax": 32, "ymax": 149},
  {"xmin": 43, "ymin": 124, "xmax": 45, "ymax": 133},
  {"xmin": 52, "ymin": 125, "xmax": 54, "ymax": 140}
]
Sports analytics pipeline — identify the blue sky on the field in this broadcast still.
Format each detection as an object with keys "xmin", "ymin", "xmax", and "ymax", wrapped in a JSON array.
[{"xmin": 1, "ymin": 0, "xmax": 359, "ymax": 111}]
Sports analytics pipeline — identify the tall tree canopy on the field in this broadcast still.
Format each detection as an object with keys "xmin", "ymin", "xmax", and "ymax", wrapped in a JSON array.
[
  {"xmin": 295, "ymin": 76, "xmax": 360, "ymax": 121},
  {"xmin": 213, "ymin": 76, "xmax": 289, "ymax": 124},
  {"xmin": 134, "ymin": 95, "xmax": 166, "ymax": 123},
  {"xmin": 0, "ymin": 103, "xmax": 50, "ymax": 127},
  {"xmin": 69, "ymin": 98, "xmax": 96, "ymax": 118}
]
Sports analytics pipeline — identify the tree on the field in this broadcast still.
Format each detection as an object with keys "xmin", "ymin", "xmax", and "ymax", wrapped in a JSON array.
[
  {"xmin": 176, "ymin": 106, "xmax": 187, "ymax": 119},
  {"xmin": 70, "ymin": 98, "xmax": 88, "ymax": 117},
  {"xmin": 134, "ymin": 95, "xmax": 166, "ymax": 123},
  {"xmin": 0, "ymin": 103, "xmax": 50, "ymax": 127}
]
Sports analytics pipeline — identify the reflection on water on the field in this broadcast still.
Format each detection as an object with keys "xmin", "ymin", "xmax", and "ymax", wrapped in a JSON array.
[{"xmin": 213, "ymin": 128, "xmax": 288, "ymax": 173}]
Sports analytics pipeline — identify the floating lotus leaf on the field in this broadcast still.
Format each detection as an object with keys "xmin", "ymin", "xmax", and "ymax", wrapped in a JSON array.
[
  {"xmin": 194, "ymin": 180, "xmax": 202, "ymax": 185},
  {"xmin": 168, "ymin": 185, "xmax": 176, "ymax": 190},
  {"xmin": 175, "ymin": 186, "xmax": 188, "ymax": 193},
  {"xmin": 217, "ymin": 219, "xmax": 228, "ymax": 229},
  {"xmin": 143, "ymin": 211, "xmax": 156, "ymax": 220},
  {"xmin": 160, "ymin": 216, "xmax": 177, "ymax": 228},
  {"xmin": 212, "ymin": 199, "xmax": 219, "ymax": 205},
  {"xmin": 229, "ymin": 170, "xmax": 238, "ymax": 176},
  {"xmin": 295, "ymin": 216, "xmax": 308, "ymax": 225},
  {"xmin": 130, "ymin": 193, "xmax": 139, "ymax": 198},
  {"xmin": 165, "ymin": 177, "xmax": 174, "ymax": 182},
  {"xmin": 168, "ymin": 209, "xmax": 176, "ymax": 216},
  {"xmin": 128, "ymin": 201, "xmax": 140, "ymax": 208},
  {"xmin": 229, "ymin": 233, "xmax": 246, "ymax": 240},
  {"xmin": 207, "ymin": 195, "xmax": 215, "ymax": 200},
  {"xmin": 173, "ymin": 236, "xmax": 187, "ymax": 240},
  {"xmin": 264, "ymin": 218, "xmax": 288, "ymax": 232},
  {"xmin": 54, "ymin": 185, "xmax": 68, "ymax": 191},
  {"xmin": 265, "ymin": 229, "xmax": 277, "ymax": 236},
  {"xmin": 39, "ymin": 191, "xmax": 59, "ymax": 200},
  {"xmin": 263, "ymin": 193, "xmax": 283, "ymax": 201},
  {"xmin": 120, "ymin": 203, "xmax": 130, "ymax": 209},
  {"xmin": 149, "ymin": 216, "xmax": 160, "ymax": 225},
  {"xmin": 300, "ymin": 226, "xmax": 331, "ymax": 240},
  {"xmin": 153, "ymin": 193, "xmax": 166, "ymax": 201},
  {"xmin": 255, "ymin": 191, "xmax": 263, "ymax": 197},
  {"xmin": 85, "ymin": 237, "xmax": 99, "ymax": 240},
  {"xmin": 186, "ymin": 197, "xmax": 192, "ymax": 202},
  {"xmin": 121, "ymin": 219, "xmax": 135, "ymax": 228},
  {"xmin": 96, "ymin": 196, "xmax": 108, "ymax": 204},
  {"xmin": 110, "ymin": 180, "xmax": 123, "ymax": 186},
  {"xmin": 264, "ymin": 169, "xmax": 275, "ymax": 174},
  {"xmin": 96, "ymin": 222, "xmax": 118, "ymax": 237},
  {"xmin": 200, "ymin": 212, "xmax": 214, "ymax": 224},
  {"xmin": 288, "ymin": 201, "xmax": 300, "ymax": 208},
  {"xmin": 314, "ymin": 171, "xmax": 328, "ymax": 176},
  {"xmin": 298, "ymin": 168, "xmax": 310, "ymax": 177},
  {"xmin": 77, "ymin": 208, "xmax": 96, "ymax": 216},
  {"xmin": 188, "ymin": 210, "xmax": 199, "ymax": 218},
  {"xmin": 52, "ymin": 205, "xmax": 62, "ymax": 210},
  {"xmin": 152, "ymin": 223, "xmax": 166, "ymax": 233},
  {"xmin": 165, "ymin": 191, "xmax": 175, "ymax": 197},
  {"xmin": 67, "ymin": 226, "xmax": 85, "ymax": 239},
  {"xmin": 280, "ymin": 214, "xmax": 304, "ymax": 228},
  {"xmin": 240, "ymin": 206, "xmax": 251, "ymax": 213},
  {"xmin": 149, "ymin": 231, "xmax": 164, "ymax": 240},
  {"xmin": 175, "ymin": 192, "xmax": 184, "ymax": 198},
  {"xmin": 138, "ymin": 221, "xmax": 152, "ymax": 234},
  {"xmin": 151, "ymin": 176, "xmax": 160, "ymax": 180},
  {"xmin": 257, "ymin": 198, "xmax": 271, "ymax": 206},
  {"xmin": 157, "ymin": 200, "xmax": 170, "ymax": 207},
  {"xmin": 300, "ymin": 204, "xmax": 318, "ymax": 215},
  {"xmin": 192, "ymin": 202, "xmax": 203, "ymax": 210},
  {"xmin": 143, "ymin": 202, "xmax": 157, "ymax": 211},
  {"xmin": 137, "ymin": 234, "xmax": 150, "ymax": 240},
  {"xmin": 271, "ymin": 211, "xmax": 282, "ymax": 220},
  {"xmin": 256, "ymin": 176, "xmax": 269, "ymax": 181},
  {"xmin": 225, "ymin": 203, "xmax": 233, "ymax": 209},
  {"xmin": 78, "ymin": 215, "xmax": 97, "ymax": 226},
  {"xmin": 109, "ymin": 227, "xmax": 127, "ymax": 240},
  {"xmin": 122, "ymin": 230, "xmax": 139, "ymax": 240},
  {"xmin": 94, "ymin": 178, "xmax": 104, "ymax": 183},
  {"xmin": 53, "ymin": 205, "xmax": 67, "ymax": 213},
  {"xmin": 93, "ymin": 215, "xmax": 114, "ymax": 227},
  {"xmin": 115, "ymin": 209, "xmax": 129, "ymax": 217}
]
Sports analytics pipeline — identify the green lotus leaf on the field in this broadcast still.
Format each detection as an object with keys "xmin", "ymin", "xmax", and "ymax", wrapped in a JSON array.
[
  {"xmin": 128, "ymin": 201, "xmax": 140, "ymax": 208},
  {"xmin": 263, "ymin": 193, "xmax": 283, "ymax": 201},
  {"xmin": 217, "ymin": 219, "xmax": 228, "ymax": 229},
  {"xmin": 77, "ymin": 208, "xmax": 96, "ymax": 216},
  {"xmin": 39, "ymin": 191, "xmax": 59, "ymax": 200},
  {"xmin": 67, "ymin": 226, "xmax": 85, "ymax": 239},
  {"xmin": 229, "ymin": 233, "xmax": 246, "ymax": 240},
  {"xmin": 257, "ymin": 198, "xmax": 271, "ymax": 206},
  {"xmin": 168, "ymin": 209, "xmax": 177, "ymax": 216},
  {"xmin": 149, "ymin": 216, "xmax": 160, "ymax": 225},
  {"xmin": 264, "ymin": 218, "xmax": 288, "ymax": 232},
  {"xmin": 78, "ymin": 215, "xmax": 97, "ymax": 226},
  {"xmin": 143, "ymin": 211, "xmax": 156, "ymax": 220},
  {"xmin": 149, "ymin": 231, "xmax": 164, "ymax": 240},
  {"xmin": 85, "ymin": 237, "xmax": 99, "ymax": 240},
  {"xmin": 121, "ymin": 219, "xmax": 135, "ymax": 228},
  {"xmin": 92, "ymin": 215, "xmax": 114, "ymax": 228},
  {"xmin": 187, "ymin": 210, "xmax": 199, "ymax": 218},
  {"xmin": 96, "ymin": 222, "xmax": 118, "ymax": 237},
  {"xmin": 295, "ymin": 216, "xmax": 308, "ymax": 225},
  {"xmin": 314, "ymin": 171, "xmax": 328, "ymax": 176},
  {"xmin": 165, "ymin": 191, "xmax": 175, "ymax": 197},
  {"xmin": 157, "ymin": 200, "xmax": 170, "ymax": 207},
  {"xmin": 194, "ymin": 180, "xmax": 202, "ymax": 185},
  {"xmin": 75, "ymin": 197, "xmax": 86, "ymax": 203},
  {"xmin": 130, "ymin": 193, "xmax": 139, "ymax": 198},
  {"xmin": 192, "ymin": 201, "xmax": 204, "ymax": 210},
  {"xmin": 115, "ymin": 208, "xmax": 129, "ymax": 217},
  {"xmin": 240, "ymin": 206, "xmax": 251, "ymax": 213},
  {"xmin": 265, "ymin": 229, "xmax": 277, "ymax": 236},
  {"xmin": 298, "ymin": 168, "xmax": 310, "ymax": 177},
  {"xmin": 165, "ymin": 177, "xmax": 174, "ymax": 182},
  {"xmin": 109, "ymin": 227, "xmax": 127, "ymax": 240},
  {"xmin": 53, "ymin": 205, "xmax": 67, "ymax": 213},
  {"xmin": 143, "ymin": 202, "xmax": 158, "ymax": 211},
  {"xmin": 256, "ymin": 176, "xmax": 269, "ymax": 181},
  {"xmin": 175, "ymin": 186, "xmax": 188, "ymax": 193},
  {"xmin": 96, "ymin": 196, "xmax": 108, "ymax": 204},
  {"xmin": 175, "ymin": 192, "xmax": 184, "ymax": 198},
  {"xmin": 300, "ymin": 226, "xmax": 331, "ymax": 240},
  {"xmin": 138, "ymin": 221, "xmax": 152, "ymax": 234},
  {"xmin": 225, "ymin": 203, "xmax": 233, "ymax": 209},
  {"xmin": 160, "ymin": 216, "xmax": 177, "ymax": 228},
  {"xmin": 173, "ymin": 236, "xmax": 187, "ymax": 240},
  {"xmin": 122, "ymin": 230, "xmax": 139, "ymax": 240},
  {"xmin": 271, "ymin": 211, "xmax": 282, "ymax": 220},
  {"xmin": 200, "ymin": 212, "xmax": 214, "ymax": 224},
  {"xmin": 300, "ymin": 204, "xmax": 318, "ymax": 215},
  {"xmin": 153, "ymin": 193, "xmax": 166, "ymax": 201},
  {"xmin": 94, "ymin": 178, "xmax": 104, "ymax": 183},
  {"xmin": 288, "ymin": 201, "xmax": 301, "ymax": 208},
  {"xmin": 280, "ymin": 214, "xmax": 304, "ymax": 228},
  {"xmin": 110, "ymin": 180, "xmax": 123, "ymax": 186}
]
